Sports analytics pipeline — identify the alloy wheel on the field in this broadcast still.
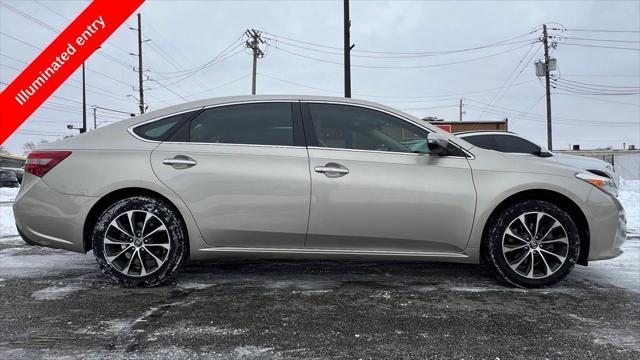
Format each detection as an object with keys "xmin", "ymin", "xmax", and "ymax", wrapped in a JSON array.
[
  {"xmin": 501, "ymin": 211, "xmax": 569, "ymax": 279},
  {"xmin": 103, "ymin": 210, "xmax": 171, "ymax": 277}
]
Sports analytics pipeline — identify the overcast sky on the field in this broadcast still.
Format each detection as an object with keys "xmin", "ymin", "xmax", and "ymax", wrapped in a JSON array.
[{"xmin": 1, "ymin": 0, "xmax": 639, "ymax": 155}]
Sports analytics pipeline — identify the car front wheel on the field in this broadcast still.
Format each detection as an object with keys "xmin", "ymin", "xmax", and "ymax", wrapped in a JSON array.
[
  {"xmin": 485, "ymin": 200, "xmax": 581, "ymax": 288},
  {"xmin": 92, "ymin": 196, "xmax": 187, "ymax": 287}
]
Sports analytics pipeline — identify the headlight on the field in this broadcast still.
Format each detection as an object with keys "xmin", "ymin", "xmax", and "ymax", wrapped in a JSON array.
[{"xmin": 576, "ymin": 172, "xmax": 618, "ymax": 197}]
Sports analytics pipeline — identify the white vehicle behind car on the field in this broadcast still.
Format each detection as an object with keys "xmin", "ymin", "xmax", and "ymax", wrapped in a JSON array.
[{"xmin": 455, "ymin": 131, "xmax": 619, "ymax": 188}]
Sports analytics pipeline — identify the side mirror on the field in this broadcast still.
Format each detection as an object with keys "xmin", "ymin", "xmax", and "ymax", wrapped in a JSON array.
[
  {"xmin": 427, "ymin": 133, "xmax": 449, "ymax": 155},
  {"xmin": 533, "ymin": 148, "xmax": 553, "ymax": 157}
]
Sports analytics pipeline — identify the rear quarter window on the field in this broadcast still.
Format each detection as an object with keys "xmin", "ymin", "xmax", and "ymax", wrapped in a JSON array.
[{"xmin": 132, "ymin": 111, "xmax": 199, "ymax": 141}]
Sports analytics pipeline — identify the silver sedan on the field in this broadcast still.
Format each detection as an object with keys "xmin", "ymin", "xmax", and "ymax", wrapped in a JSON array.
[{"xmin": 13, "ymin": 96, "xmax": 626, "ymax": 288}]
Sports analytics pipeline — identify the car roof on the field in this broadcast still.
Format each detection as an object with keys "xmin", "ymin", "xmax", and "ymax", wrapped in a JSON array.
[
  {"xmin": 140, "ymin": 95, "xmax": 412, "ymax": 120},
  {"xmin": 454, "ymin": 130, "xmax": 518, "ymax": 136}
]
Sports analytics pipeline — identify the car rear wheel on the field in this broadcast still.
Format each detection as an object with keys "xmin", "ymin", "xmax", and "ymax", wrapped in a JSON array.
[
  {"xmin": 92, "ymin": 196, "xmax": 187, "ymax": 287},
  {"xmin": 485, "ymin": 200, "xmax": 580, "ymax": 288}
]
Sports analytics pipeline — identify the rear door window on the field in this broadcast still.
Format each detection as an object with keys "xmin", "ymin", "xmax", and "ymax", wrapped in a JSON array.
[{"xmin": 187, "ymin": 103, "xmax": 295, "ymax": 146}]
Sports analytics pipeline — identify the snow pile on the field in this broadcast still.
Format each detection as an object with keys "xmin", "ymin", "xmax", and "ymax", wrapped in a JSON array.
[
  {"xmin": 618, "ymin": 178, "xmax": 640, "ymax": 236},
  {"xmin": 0, "ymin": 187, "xmax": 19, "ymax": 237}
]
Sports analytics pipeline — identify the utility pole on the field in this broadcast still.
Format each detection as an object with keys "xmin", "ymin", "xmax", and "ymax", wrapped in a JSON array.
[
  {"xmin": 343, "ymin": 0, "xmax": 352, "ymax": 98},
  {"xmin": 81, "ymin": 63, "xmax": 87, "ymax": 133},
  {"xmin": 245, "ymin": 29, "xmax": 265, "ymax": 95},
  {"xmin": 136, "ymin": 13, "xmax": 145, "ymax": 114},
  {"xmin": 542, "ymin": 24, "xmax": 552, "ymax": 151},
  {"xmin": 459, "ymin": 98, "xmax": 463, "ymax": 122}
]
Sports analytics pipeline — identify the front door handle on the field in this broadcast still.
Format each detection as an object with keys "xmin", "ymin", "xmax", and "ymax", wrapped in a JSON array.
[
  {"xmin": 314, "ymin": 163, "xmax": 349, "ymax": 177},
  {"xmin": 162, "ymin": 156, "xmax": 197, "ymax": 168}
]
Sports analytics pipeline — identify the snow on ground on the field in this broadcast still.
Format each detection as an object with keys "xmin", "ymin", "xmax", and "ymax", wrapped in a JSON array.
[
  {"xmin": 619, "ymin": 178, "xmax": 640, "ymax": 236},
  {"xmin": 0, "ymin": 248, "xmax": 95, "ymax": 278},
  {"xmin": 32, "ymin": 284, "xmax": 87, "ymax": 300},
  {"xmin": 574, "ymin": 237, "xmax": 640, "ymax": 293},
  {"xmin": 0, "ymin": 187, "xmax": 19, "ymax": 237}
]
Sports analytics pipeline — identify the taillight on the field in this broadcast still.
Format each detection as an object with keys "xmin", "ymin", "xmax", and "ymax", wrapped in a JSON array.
[{"xmin": 25, "ymin": 151, "xmax": 72, "ymax": 177}]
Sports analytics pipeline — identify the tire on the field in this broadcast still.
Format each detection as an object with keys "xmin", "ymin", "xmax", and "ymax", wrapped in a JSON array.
[
  {"xmin": 484, "ymin": 200, "xmax": 580, "ymax": 288},
  {"xmin": 92, "ymin": 196, "xmax": 187, "ymax": 287}
]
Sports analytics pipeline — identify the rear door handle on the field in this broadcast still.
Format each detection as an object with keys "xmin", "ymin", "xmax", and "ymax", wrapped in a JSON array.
[
  {"xmin": 314, "ymin": 163, "xmax": 349, "ymax": 177},
  {"xmin": 162, "ymin": 156, "xmax": 197, "ymax": 168},
  {"xmin": 314, "ymin": 166, "xmax": 348, "ymax": 174}
]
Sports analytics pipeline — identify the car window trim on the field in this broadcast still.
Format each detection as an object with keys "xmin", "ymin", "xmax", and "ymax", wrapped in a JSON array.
[
  {"xmin": 300, "ymin": 101, "xmax": 473, "ymax": 159},
  {"xmin": 128, "ymin": 107, "xmax": 204, "ymax": 143},
  {"xmin": 128, "ymin": 100, "xmax": 307, "ymax": 148}
]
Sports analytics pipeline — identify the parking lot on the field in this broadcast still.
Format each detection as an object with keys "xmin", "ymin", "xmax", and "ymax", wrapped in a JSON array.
[{"xmin": 0, "ymin": 235, "xmax": 638, "ymax": 359}]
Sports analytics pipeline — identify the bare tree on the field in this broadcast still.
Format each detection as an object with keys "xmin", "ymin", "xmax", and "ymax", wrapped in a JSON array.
[{"xmin": 22, "ymin": 141, "xmax": 36, "ymax": 156}]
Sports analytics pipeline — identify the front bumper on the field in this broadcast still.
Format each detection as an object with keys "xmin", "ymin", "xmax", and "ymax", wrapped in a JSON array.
[
  {"xmin": 586, "ymin": 187, "xmax": 626, "ymax": 261},
  {"xmin": 13, "ymin": 175, "xmax": 97, "ymax": 253}
]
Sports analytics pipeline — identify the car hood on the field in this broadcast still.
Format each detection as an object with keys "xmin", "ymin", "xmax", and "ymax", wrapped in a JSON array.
[
  {"xmin": 551, "ymin": 152, "xmax": 610, "ymax": 171},
  {"xmin": 470, "ymin": 147, "xmax": 584, "ymax": 179}
]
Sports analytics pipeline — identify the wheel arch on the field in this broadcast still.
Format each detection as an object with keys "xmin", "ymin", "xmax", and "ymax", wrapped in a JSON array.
[
  {"xmin": 83, "ymin": 187, "xmax": 190, "ymax": 254},
  {"xmin": 480, "ymin": 189, "xmax": 590, "ymax": 266}
]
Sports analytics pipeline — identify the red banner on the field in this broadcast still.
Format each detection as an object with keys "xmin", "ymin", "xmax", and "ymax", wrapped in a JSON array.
[{"xmin": 0, "ymin": 0, "xmax": 144, "ymax": 144}]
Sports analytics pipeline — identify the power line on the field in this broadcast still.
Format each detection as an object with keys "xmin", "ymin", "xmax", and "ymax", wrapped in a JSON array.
[
  {"xmin": 151, "ymin": 47, "xmax": 244, "ymax": 87},
  {"xmin": 0, "ymin": 33, "xmax": 137, "ymax": 90},
  {"xmin": 464, "ymin": 104, "xmax": 638, "ymax": 127},
  {"xmin": 554, "ymin": 92, "xmax": 639, "ymax": 107},
  {"xmin": 561, "ymin": 73, "xmax": 640, "ymax": 78},
  {"xmin": 0, "ymin": 51, "xmax": 133, "ymax": 89},
  {"xmin": 479, "ymin": 43, "xmax": 542, "ymax": 119},
  {"xmin": 257, "ymin": 72, "xmax": 537, "ymax": 100},
  {"xmin": 465, "ymin": 99, "xmax": 638, "ymax": 125},
  {"xmin": 1, "ymin": 2, "xmax": 136, "ymax": 70},
  {"xmin": 0, "ymin": 63, "xmax": 138, "ymax": 105},
  {"xmin": 551, "ymin": 79, "xmax": 640, "ymax": 95},
  {"xmin": 141, "ymin": 25, "xmax": 212, "ymax": 94},
  {"xmin": 262, "ymin": 29, "xmax": 539, "ymax": 56},
  {"xmin": 145, "ymin": 75, "xmax": 190, "ymax": 102},
  {"xmin": 558, "ymin": 42, "xmax": 640, "ymax": 51},
  {"xmin": 561, "ymin": 37, "xmax": 640, "ymax": 44},
  {"xmin": 269, "ymin": 42, "xmax": 535, "ymax": 69},
  {"xmin": 552, "ymin": 77, "xmax": 640, "ymax": 89},
  {"xmin": 149, "ymin": 33, "xmax": 244, "ymax": 76},
  {"xmin": 398, "ymin": 104, "xmax": 459, "ymax": 111},
  {"xmin": 564, "ymin": 28, "xmax": 640, "ymax": 33},
  {"xmin": 264, "ymin": 36, "xmax": 537, "ymax": 59}
]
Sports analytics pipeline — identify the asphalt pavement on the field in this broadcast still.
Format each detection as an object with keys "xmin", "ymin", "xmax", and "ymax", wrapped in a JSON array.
[{"xmin": 0, "ymin": 236, "xmax": 638, "ymax": 359}]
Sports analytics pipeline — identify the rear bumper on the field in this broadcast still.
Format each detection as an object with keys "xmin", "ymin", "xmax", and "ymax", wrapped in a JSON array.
[{"xmin": 13, "ymin": 175, "xmax": 97, "ymax": 253}]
